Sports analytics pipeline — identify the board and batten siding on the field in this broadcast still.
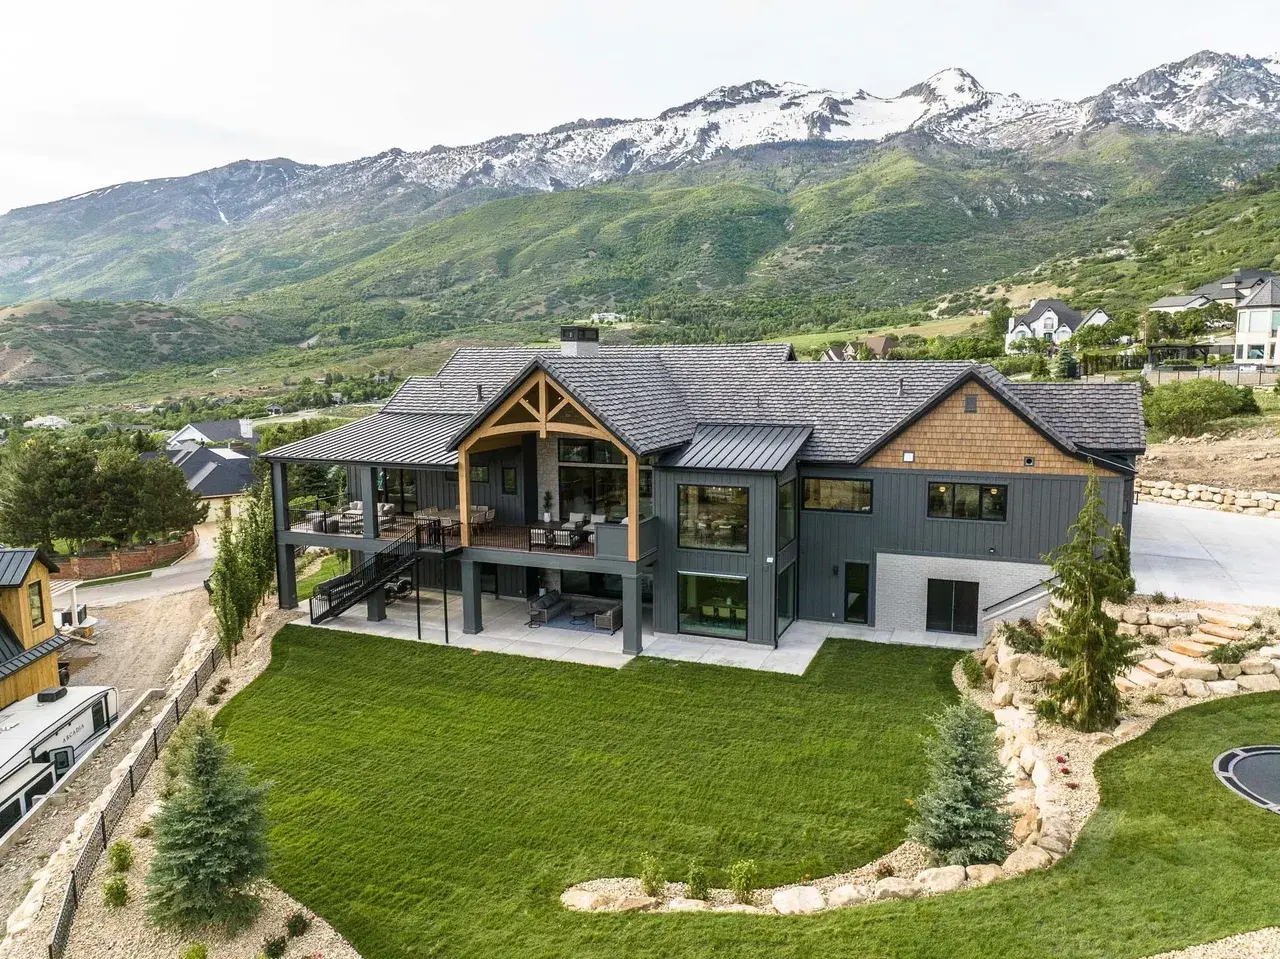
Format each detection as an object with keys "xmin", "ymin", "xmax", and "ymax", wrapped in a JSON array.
[
  {"xmin": 651, "ymin": 468, "xmax": 781, "ymax": 646},
  {"xmin": 796, "ymin": 466, "xmax": 1127, "ymax": 625}
]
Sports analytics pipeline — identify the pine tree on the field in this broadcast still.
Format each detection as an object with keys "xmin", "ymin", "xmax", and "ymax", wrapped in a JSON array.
[
  {"xmin": 908, "ymin": 700, "xmax": 1013, "ymax": 866},
  {"xmin": 1051, "ymin": 340, "xmax": 1078, "ymax": 380},
  {"xmin": 1104, "ymin": 523, "xmax": 1136, "ymax": 602},
  {"xmin": 146, "ymin": 723, "xmax": 269, "ymax": 931},
  {"xmin": 1041, "ymin": 472, "xmax": 1138, "ymax": 731}
]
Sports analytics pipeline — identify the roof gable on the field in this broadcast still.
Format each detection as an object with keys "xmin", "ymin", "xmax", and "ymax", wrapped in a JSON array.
[{"xmin": 0, "ymin": 549, "xmax": 57, "ymax": 588}]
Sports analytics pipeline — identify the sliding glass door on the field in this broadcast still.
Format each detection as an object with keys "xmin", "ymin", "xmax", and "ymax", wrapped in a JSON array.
[
  {"xmin": 925, "ymin": 579, "xmax": 979, "ymax": 635},
  {"xmin": 677, "ymin": 572, "xmax": 748, "ymax": 641}
]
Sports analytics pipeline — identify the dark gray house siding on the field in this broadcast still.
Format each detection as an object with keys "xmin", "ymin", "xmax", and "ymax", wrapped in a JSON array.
[
  {"xmin": 651, "ymin": 467, "xmax": 783, "ymax": 647},
  {"xmin": 795, "ymin": 465, "xmax": 1128, "ymax": 625}
]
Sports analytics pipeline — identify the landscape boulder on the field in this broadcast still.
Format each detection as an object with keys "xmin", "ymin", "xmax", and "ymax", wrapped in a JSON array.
[
  {"xmin": 1148, "ymin": 611, "xmax": 1181, "ymax": 629},
  {"xmin": 992, "ymin": 682, "xmax": 1013, "ymax": 707},
  {"xmin": 1003, "ymin": 844, "xmax": 1054, "ymax": 875},
  {"xmin": 614, "ymin": 896, "xmax": 659, "ymax": 913},
  {"xmin": 666, "ymin": 898, "xmax": 708, "ymax": 912},
  {"xmin": 1239, "ymin": 658, "xmax": 1274, "ymax": 675},
  {"xmin": 772, "ymin": 886, "xmax": 825, "ymax": 915},
  {"xmin": 562, "ymin": 889, "xmax": 612, "ymax": 911},
  {"xmin": 1238, "ymin": 673, "xmax": 1280, "ymax": 693},
  {"xmin": 1154, "ymin": 678, "xmax": 1184, "ymax": 697},
  {"xmin": 965, "ymin": 864, "xmax": 1004, "ymax": 886},
  {"xmin": 874, "ymin": 877, "xmax": 922, "ymax": 901},
  {"xmin": 1182, "ymin": 679, "xmax": 1210, "ymax": 698},
  {"xmin": 827, "ymin": 884, "xmax": 870, "ymax": 907},
  {"xmin": 1121, "ymin": 609, "xmax": 1149, "ymax": 625},
  {"xmin": 1173, "ymin": 663, "xmax": 1219, "ymax": 682},
  {"xmin": 1219, "ymin": 663, "xmax": 1243, "ymax": 680},
  {"xmin": 1207, "ymin": 680, "xmax": 1239, "ymax": 696},
  {"xmin": 916, "ymin": 865, "xmax": 967, "ymax": 894}
]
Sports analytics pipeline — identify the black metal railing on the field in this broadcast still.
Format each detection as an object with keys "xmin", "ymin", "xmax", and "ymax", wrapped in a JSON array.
[
  {"xmin": 471, "ymin": 523, "xmax": 595, "ymax": 554},
  {"xmin": 309, "ymin": 523, "xmax": 435, "ymax": 624}
]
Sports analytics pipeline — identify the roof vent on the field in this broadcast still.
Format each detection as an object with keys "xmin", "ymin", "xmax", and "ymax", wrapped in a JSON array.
[
  {"xmin": 37, "ymin": 686, "xmax": 67, "ymax": 703},
  {"xmin": 897, "ymin": 377, "xmax": 905, "ymax": 398},
  {"xmin": 560, "ymin": 325, "xmax": 600, "ymax": 357},
  {"xmin": 476, "ymin": 383, "xmax": 484, "ymax": 403}
]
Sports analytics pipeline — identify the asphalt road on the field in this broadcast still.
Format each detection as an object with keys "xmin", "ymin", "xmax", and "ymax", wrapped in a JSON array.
[{"xmin": 77, "ymin": 557, "xmax": 214, "ymax": 606}]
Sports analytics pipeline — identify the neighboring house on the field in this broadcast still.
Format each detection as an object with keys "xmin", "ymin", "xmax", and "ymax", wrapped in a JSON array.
[
  {"xmin": 166, "ymin": 418, "xmax": 256, "ymax": 451},
  {"xmin": 1005, "ymin": 301, "xmax": 1110, "ymax": 352},
  {"xmin": 1150, "ymin": 269, "xmax": 1279, "ymax": 314},
  {"xmin": 264, "ymin": 326, "xmax": 1145, "ymax": 657},
  {"xmin": 822, "ymin": 335, "xmax": 899, "ymax": 361},
  {"xmin": 265, "ymin": 405, "xmax": 285, "ymax": 417},
  {"xmin": 21, "ymin": 416, "xmax": 69, "ymax": 430},
  {"xmin": 590, "ymin": 312, "xmax": 626, "ymax": 322},
  {"xmin": 150, "ymin": 445, "xmax": 258, "ymax": 518},
  {"xmin": 1233, "ymin": 279, "xmax": 1280, "ymax": 364},
  {"xmin": 0, "ymin": 551, "xmax": 68, "ymax": 709}
]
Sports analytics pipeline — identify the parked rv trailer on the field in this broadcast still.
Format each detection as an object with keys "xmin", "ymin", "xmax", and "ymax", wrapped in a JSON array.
[{"xmin": 0, "ymin": 686, "xmax": 118, "ymax": 836}]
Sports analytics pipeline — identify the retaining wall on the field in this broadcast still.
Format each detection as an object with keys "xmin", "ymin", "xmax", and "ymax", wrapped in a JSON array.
[{"xmin": 1136, "ymin": 480, "xmax": 1280, "ymax": 518}]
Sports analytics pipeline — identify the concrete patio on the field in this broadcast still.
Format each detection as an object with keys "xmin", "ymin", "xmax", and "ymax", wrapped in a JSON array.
[{"xmin": 311, "ymin": 588, "xmax": 982, "ymax": 674}]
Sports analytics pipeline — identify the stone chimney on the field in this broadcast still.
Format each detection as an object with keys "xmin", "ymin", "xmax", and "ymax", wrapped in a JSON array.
[{"xmin": 560, "ymin": 325, "xmax": 600, "ymax": 357}]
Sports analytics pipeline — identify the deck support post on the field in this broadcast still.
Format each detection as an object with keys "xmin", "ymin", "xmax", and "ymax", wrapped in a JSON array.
[
  {"xmin": 461, "ymin": 559, "xmax": 483, "ymax": 634},
  {"xmin": 621, "ymin": 571, "xmax": 643, "ymax": 655},
  {"xmin": 271, "ymin": 461, "xmax": 297, "ymax": 609}
]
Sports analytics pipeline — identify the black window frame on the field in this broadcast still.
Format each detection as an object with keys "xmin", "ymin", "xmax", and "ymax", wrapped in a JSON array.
[
  {"xmin": 927, "ymin": 482, "xmax": 1008, "ymax": 522},
  {"xmin": 844, "ymin": 562, "xmax": 871, "ymax": 625},
  {"xmin": 926, "ymin": 578, "xmax": 980, "ymax": 635},
  {"xmin": 469, "ymin": 465, "xmax": 490, "ymax": 484},
  {"xmin": 28, "ymin": 582, "xmax": 45, "ymax": 629},
  {"xmin": 777, "ymin": 479, "xmax": 797, "ymax": 548},
  {"xmin": 801, "ymin": 477, "xmax": 873, "ymax": 514},
  {"xmin": 501, "ymin": 467, "xmax": 518, "ymax": 496},
  {"xmin": 676, "ymin": 484, "xmax": 750, "ymax": 553}
]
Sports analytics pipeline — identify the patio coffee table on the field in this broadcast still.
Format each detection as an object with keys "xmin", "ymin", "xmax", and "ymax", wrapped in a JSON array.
[{"xmin": 569, "ymin": 605, "xmax": 593, "ymax": 626}]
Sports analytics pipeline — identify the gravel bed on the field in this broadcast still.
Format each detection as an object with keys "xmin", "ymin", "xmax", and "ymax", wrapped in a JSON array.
[{"xmin": 1145, "ymin": 928, "xmax": 1280, "ymax": 959}]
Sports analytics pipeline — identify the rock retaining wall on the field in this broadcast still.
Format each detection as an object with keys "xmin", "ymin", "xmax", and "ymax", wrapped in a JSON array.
[{"xmin": 1137, "ymin": 480, "xmax": 1280, "ymax": 517}]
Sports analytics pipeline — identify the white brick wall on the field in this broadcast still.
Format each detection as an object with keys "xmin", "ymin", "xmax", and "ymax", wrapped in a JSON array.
[{"xmin": 874, "ymin": 552, "xmax": 1050, "ymax": 636}]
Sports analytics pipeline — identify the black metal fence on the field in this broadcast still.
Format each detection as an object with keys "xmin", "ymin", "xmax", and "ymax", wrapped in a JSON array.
[
  {"xmin": 1083, "ymin": 364, "xmax": 1278, "ymax": 386},
  {"xmin": 46, "ymin": 643, "xmax": 225, "ymax": 959}
]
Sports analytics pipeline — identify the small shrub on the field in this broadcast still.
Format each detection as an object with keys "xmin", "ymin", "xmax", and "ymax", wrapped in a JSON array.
[
  {"xmin": 286, "ymin": 910, "xmax": 311, "ymax": 938},
  {"xmin": 135, "ymin": 822, "xmax": 154, "ymax": 839},
  {"xmin": 108, "ymin": 839, "xmax": 133, "ymax": 872},
  {"xmin": 162, "ymin": 709, "xmax": 213, "ymax": 784},
  {"xmin": 638, "ymin": 852, "xmax": 664, "ymax": 897},
  {"xmin": 1143, "ymin": 379, "xmax": 1261, "ymax": 437},
  {"xmin": 728, "ymin": 859, "xmax": 758, "ymax": 904},
  {"xmin": 961, "ymin": 654, "xmax": 985, "ymax": 688},
  {"xmin": 1142, "ymin": 693, "xmax": 1163, "ymax": 705},
  {"xmin": 1035, "ymin": 698, "xmax": 1062, "ymax": 723},
  {"xmin": 263, "ymin": 934, "xmax": 288, "ymax": 959},
  {"xmin": 1003, "ymin": 618, "xmax": 1044, "ymax": 654},
  {"xmin": 205, "ymin": 693, "xmax": 221, "ymax": 706},
  {"xmin": 103, "ymin": 875, "xmax": 129, "ymax": 909},
  {"xmin": 180, "ymin": 944, "xmax": 208, "ymax": 959},
  {"xmin": 685, "ymin": 860, "xmax": 709, "ymax": 901},
  {"xmin": 873, "ymin": 860, "xmax": 895, "ymax": 879},
  {"xmin": 1149, "ymin": 591, "xmax": 1168, "ymax": 605},
  {"xmin": 1208, "ymin": 643, "xmax": 1246, "ymax": 664}
]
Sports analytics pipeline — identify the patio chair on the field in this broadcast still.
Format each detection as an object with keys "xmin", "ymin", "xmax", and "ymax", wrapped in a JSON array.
[
  {"xmin": 717, "ymin": 606, "xmax": 731, "ymax": 620},
  {"xmin": 594, "ymin": 604, "xmax": 623, "ymax": 635},
  {"xmin": 552, "ymin": 529, "xmax": 579, "ymax": 549},
  {"xmin": 700, "ymin": 604, "xmax": 716, "ymax": 620},
  {"xmin": 562, "ymin": 512, "xmax": 587, "ymax": 530},
  {"xmin": 733, "ymin": 607, "xmax": 747, "ymax": 622},
  {"xmin": 529, "ymin": 527, "xmax": 552, "ymax": 549}
]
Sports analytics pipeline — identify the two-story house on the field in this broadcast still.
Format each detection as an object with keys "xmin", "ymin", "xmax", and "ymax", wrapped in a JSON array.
[
  {"xmin": 1233, "ymin": 278, "xmax": 1280, "ymax": 364},
  {"xmin": 1005, "ymin": 300, "xmax": 1110, "ymax": 353},
  {"xmin": 264, "ymin": 327, "xmax": 1145, "ymax": 657},
  {"xmin": 0, "ymin": 550, "xmax": 68, "ymax": 708}
]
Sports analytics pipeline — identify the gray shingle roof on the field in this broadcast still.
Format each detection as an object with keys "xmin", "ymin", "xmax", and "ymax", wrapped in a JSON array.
[
  {"xmin": 175, "ymin": 447, "xmax": 259, "ymax": 498},
  {"xmin": 1012, "ymin": 300, "xmax": 1086, "ymax": 332},
  {"xmin": 266, "ymin": 412, "xmax": 471, "ymax": 467},
  {"xmin": 1005, "ymin": 382, "xmax": 1146, "ymax": 453},
  {"xmin": 1150, "ymin": 294, "xmax": 1205, "ymax": 310},
  {"xmin": 267, "ymin": 345, "xmax": 1145, "ymax": 470},
  {"xmin": 1238, "ymin": 279, "xmax": 1280, "ymax": 309},
  {"xmin": 664, "ymin": 424, "xmax": 813, "ymax": 471},
  {"xmin": 1194, "ymin": 269, "xmax": 1277, "ymax": 300},
  {"xmin": 0, "ymin": 550, "xmax": 56, "ymax": 588},
  {"xmin": 187, "ymin": 420, "xmax": 255, "ymax": 443}
]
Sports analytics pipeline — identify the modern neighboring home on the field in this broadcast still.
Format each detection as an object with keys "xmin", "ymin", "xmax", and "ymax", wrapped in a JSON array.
[
  {"xmin": 264, "ymin": 327, "xmax": 1145, "ymax": 657},
  {"xmin": 1149, "ymin": 269, "xmax": 1278, "ymax": 314},
  {"xmin": 148, "ymin": 445, "xmax": 258, "ymax": 518},
  {"xmin": 0, "ymin": 551, "xmax": 69, "ymax": 710},
  {"xmin": 1005, "ymin": 301, "xmax": 1110, "ymax": 352},
  {"xmin": 166, "ymin": 418, "xmax": 256, "ymax": 451},
  {"xmin": 1233, "ymin": 278, "xmax": 1280, "ymax": 364},
  {"xmin": 1148, "ymin": 294, "xmax": 1212, "ymax": 314},
  {"xmin": 821, "ymin": 335, "xmax": 899, "ymax": 361},
  {"xmin": 21, "ymin": 416, "xmax": 69, "ymax": 430}
]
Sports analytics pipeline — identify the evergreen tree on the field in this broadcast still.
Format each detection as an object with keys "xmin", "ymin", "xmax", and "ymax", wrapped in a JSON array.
[
  {"xmin": 1104, "ymin": 523, "xmax": 1135, "ymax": 602},
  {"xmin": 1041, "ymin": 472, "xmax": 1138, "ymax": 731},
  {"xmin": 146, "ymin": 723, "xmax": 269, "ymax": 931},
  {"xmin": 1051, "ymin": 340, "xmax": 1078, "ymax": 379},
  {"xmin": 908, "ymin": 700, "xmax": 1013, "ymax": 866}
]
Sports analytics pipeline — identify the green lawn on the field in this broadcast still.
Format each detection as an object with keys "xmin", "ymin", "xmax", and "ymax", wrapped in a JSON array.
[
  {"xmin": 295, "ymin": 553, "xmax": 348, "ymax": 601},
  {"xmin": 218, "ymin": 627, "xmax": 1280, "ymax": 959}
]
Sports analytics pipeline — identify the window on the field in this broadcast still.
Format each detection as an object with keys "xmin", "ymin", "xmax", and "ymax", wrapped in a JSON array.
[
  {"xmin": 1250, "ymin": 311, "xmax": 1269, "ymax": 333},
  {"xmin": 91, "ymin": 698, "xmax": 109, "ymax": 732},
  {"xmin": 677, "ymin": 485, "xmax": 749, "ymax": 551},
  {"xmin": 556, "ymin": 439, "xmax": 635, "ymax": 521},
  {"xmin": 379, "ymin": 468, "xmax": 418, "ymax": 514},
  {"xmin": 678, "ymin": 572, "xmax": 748, "ymax": 641},
  {"xmin": 501, "ymin": 467, "xmax": 518, "ymax": 495},
  {"xmin": 558, "ymin": 439, "xmax": 623, "ymax": 465},
  {"xmin": 963, "ymin": 394, "xmax": 978, "ymax": 413},
  {"xmin": 1248, "ymin": 345, "xmax": 1266, "ymax": 360},
  {"xmin": 928, "ymin": 482, "xmax": 1007, "ymax": 521},
  {"xmin": 777, "ymin": 480, "xmax": 796, "ymax": 548},
  {"xmin": 469, "ymin": 465, "xmax": 489, "ymax": 484},
  {"xmin": 27, "ymin": 582, "xmax": 44, "ymax": 629},
  {"xmin": 1236, "ymin": 345, "xmax": 1245, "ymax": 359},
  {"xmin": 776, "ymin": 563, "xmax": 796, "ymax": 639},
  {"xmin": 802, "ymin": 478, "xmax": 872, "ymax": 513},
  {"xmin": 926, "ymin": 579, "xmax": 979, "ymax": 635},
  {"xmin": 844, "ymin": 563, "xmax": 870, "ymax": 624}
]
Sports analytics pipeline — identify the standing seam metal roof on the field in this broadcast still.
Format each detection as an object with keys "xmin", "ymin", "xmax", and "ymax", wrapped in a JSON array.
[
  {"xmin": 662, "ymin": 424, "xmax": 813, "ymax": 471},
  {"xmin": 0, "ymin": 550, "xmax": 57, "ymax": 588}
]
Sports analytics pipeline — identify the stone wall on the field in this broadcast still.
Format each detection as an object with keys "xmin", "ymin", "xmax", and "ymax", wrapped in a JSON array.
[
  {"xmin": 51, "ymin": 532, "xmax": 195, "ymax": 580},
  {"xmin": 1137, "ymin": 479, "xmax": 1280, "ymax": 517}
]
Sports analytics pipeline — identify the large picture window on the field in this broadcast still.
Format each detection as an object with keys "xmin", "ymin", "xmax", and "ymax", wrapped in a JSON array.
[
  {"xmin": 927, "ymin": 482, "xmax": 1007, "ymax": 521},
  {"xmin": 776, "ymin": 563, "xmax": 796, "ymax": 639},
  {"xmin": 556, "ymin": 439, "xmax": 648, "ymax": 521},
  {"xmin": 844, "ymin": 563, "xmax": 870, "ymax": 624},
  {"xmin": 678, "ymin": 572, "xmax": 748, "ymax": 641},
  {"xmin": 378, "ymin": 468, "xmax": 418, "ymax": 515},
  {"xmin": 777, "ymin": 480, "xmax": 796, "ymax": 548},
  {"xmin": 28, "ymin": 582, "xmax": 45, "ymax": 628},
  {"xmin": 926, "ymin": 579, "xmax": 979, "ymax": 635},
  {"xmin": 803, "ymin": 478, "xmax": 872, "ymax": 513},
  {"xmin": 677, "ymin": 485, "xmax": 749, "ymax": 551}
]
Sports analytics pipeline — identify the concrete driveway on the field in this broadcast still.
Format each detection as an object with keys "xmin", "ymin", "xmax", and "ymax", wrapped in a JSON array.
[{"xmin": 1132, "ymin": 502, "xmax": 1280, "ymax": 608}]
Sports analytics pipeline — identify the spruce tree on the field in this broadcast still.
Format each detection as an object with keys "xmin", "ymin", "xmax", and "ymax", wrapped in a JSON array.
[
  {"xmin": 908, "ymin": 700, "xmax": 1013, "ymax": 866},
  {"xmin": 146, "ymin": 723, "xmax": 269, "ymax": 931},
  {"xmin": 1041, "ymin": 472, "xmax": 1138, "ymax": 731}
]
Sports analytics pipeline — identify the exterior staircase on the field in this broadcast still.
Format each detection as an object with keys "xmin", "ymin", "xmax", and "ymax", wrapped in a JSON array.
[
  {"xmin": 1117, "ymin": 607, "xmax": 1256, "ymax": 692},
  {"xmin": 308, "ymin": 523, "xmax": 441, "ymax": 624}
]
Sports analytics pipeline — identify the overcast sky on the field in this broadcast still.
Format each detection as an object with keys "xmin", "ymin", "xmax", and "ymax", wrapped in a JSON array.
[{"xmin": 3, "ymin": 0, "xmax": 1275, "ymax": 214}]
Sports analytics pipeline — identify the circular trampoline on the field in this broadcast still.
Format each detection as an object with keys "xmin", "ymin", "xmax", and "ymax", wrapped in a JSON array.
[{"xmin": 1215, "ymin": 746, "xmax": 1280, "ymax": 813}]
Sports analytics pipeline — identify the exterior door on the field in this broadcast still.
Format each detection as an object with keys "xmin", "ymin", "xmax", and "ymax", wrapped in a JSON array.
[
  {"xmin": 52, "ymin": 748, "xmax": 74, "ymax": 778},
  {"xmin": 925, "ymin": 579, "xmax": 980, "ymax": 635}
]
